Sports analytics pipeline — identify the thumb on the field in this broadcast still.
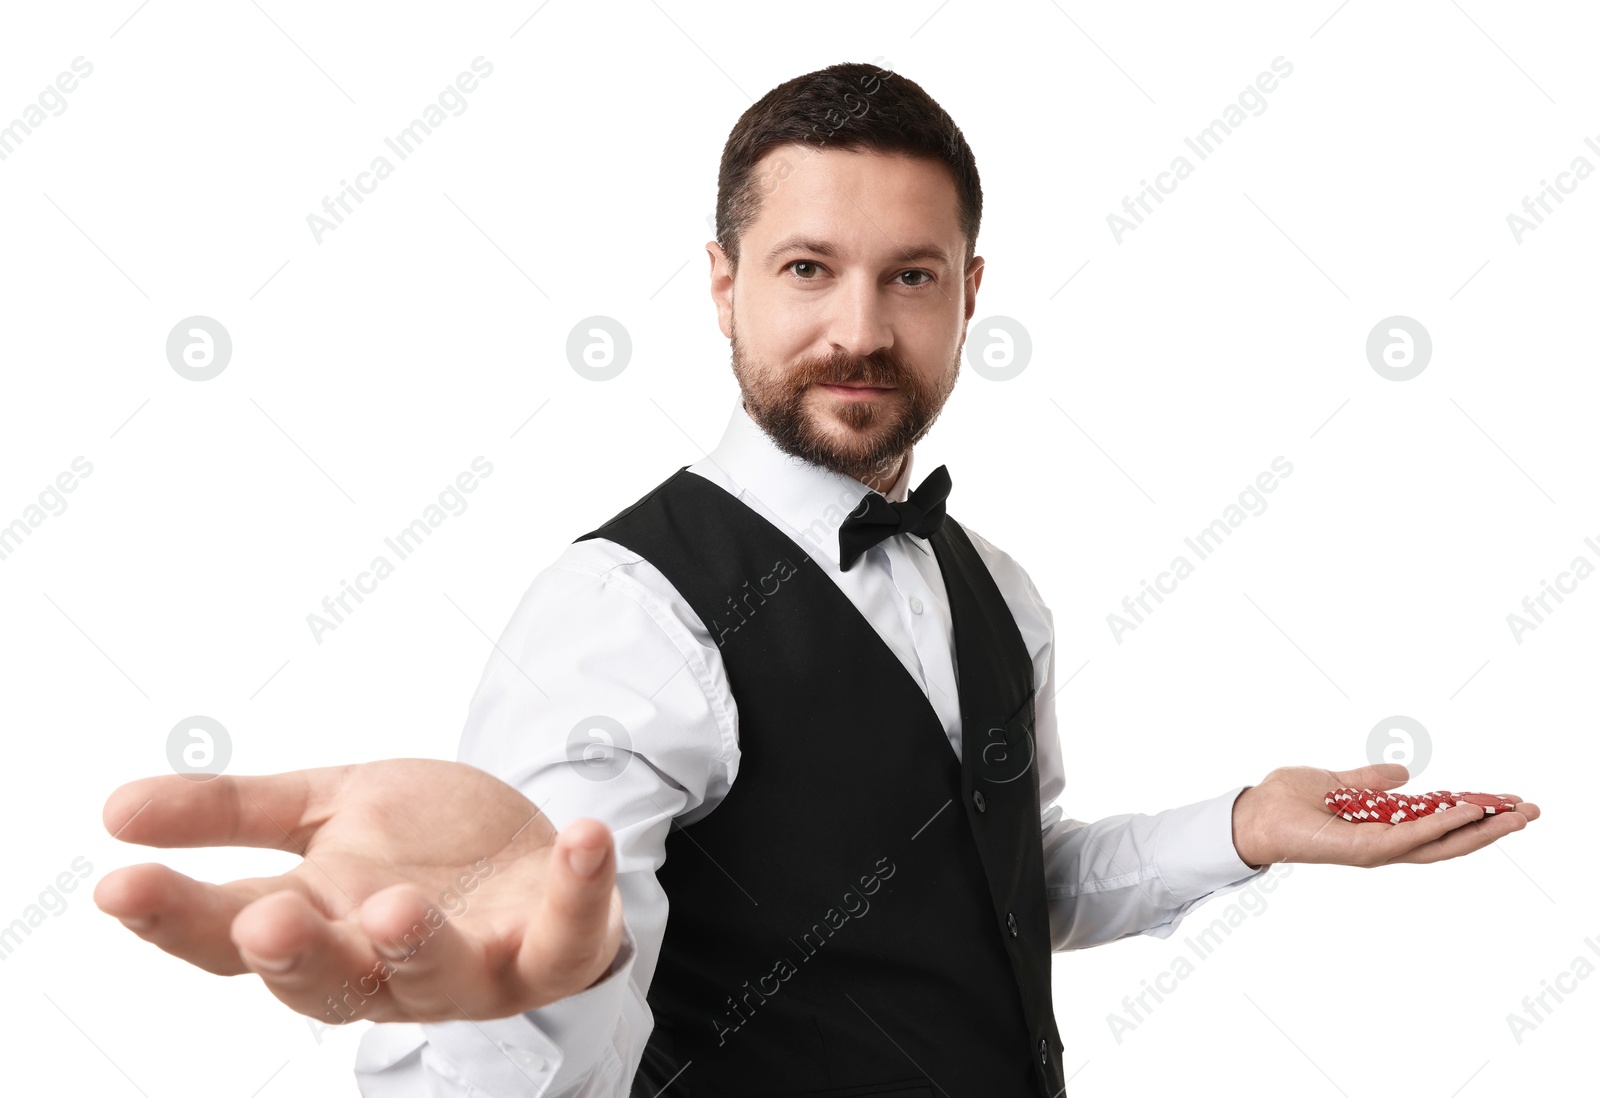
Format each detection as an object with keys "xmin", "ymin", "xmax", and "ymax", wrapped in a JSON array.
[
  {"xmin": 1330, "ymin": 762, "xmax": 1410, "ymax": 791},
  {"xmin": 519, "ymin": 818, "xmax": 621, "ymax": 999},
  {"xmin": 555, "ymin": 817, "xmax": 615, "ymax": 882}
]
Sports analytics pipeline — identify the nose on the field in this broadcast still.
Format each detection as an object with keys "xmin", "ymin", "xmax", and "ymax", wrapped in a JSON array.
[{"xmin": 826, "ymin": 273, "xmax": 893, "ymax": 361}]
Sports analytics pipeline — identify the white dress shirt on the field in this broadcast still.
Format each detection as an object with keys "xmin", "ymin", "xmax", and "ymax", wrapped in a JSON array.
[{"xmin": 354, "ymin": 396, "xmax": 1267, "ymax": 1096}]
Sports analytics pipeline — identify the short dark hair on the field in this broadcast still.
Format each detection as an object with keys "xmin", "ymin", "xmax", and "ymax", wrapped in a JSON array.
[{"xmin": 715, "ymin": 61, "xmax": 982, "ymax": 273}]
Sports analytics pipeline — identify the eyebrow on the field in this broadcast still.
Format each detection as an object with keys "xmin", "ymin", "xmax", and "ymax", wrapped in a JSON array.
[{"xmin": 763, "ymin": 235, "xmax": 955, "ymax": 270}]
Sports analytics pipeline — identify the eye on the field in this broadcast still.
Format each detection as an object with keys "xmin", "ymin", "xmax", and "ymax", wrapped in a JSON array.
[
  {"xmin": 785, "ymin": 260, "xmax": 823, "ymax": 279},
  {"xmin": 897, "ymin": 269, "xmax": 934, "ymax": 287}
]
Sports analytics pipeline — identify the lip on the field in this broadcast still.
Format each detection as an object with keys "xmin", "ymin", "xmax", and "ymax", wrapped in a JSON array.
[{"xmin": 817, "ymin": 382, "xmax": 895, "ymax": 400}]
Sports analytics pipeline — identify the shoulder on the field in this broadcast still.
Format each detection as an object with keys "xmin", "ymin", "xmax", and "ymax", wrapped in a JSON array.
[
  {"xmin": 527, "ymin": 535, "xmax": 718, "ymax": 653},
  {"xmin": 954, "ymin": 520, "xmax": 1048, "ymax": 607},
  {"xmin": 483, "ymin": 533, "xmax": 739, "ymax": 775}
]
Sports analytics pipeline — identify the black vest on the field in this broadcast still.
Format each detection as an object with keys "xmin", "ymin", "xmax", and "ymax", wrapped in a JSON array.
[{"xmin": 576, "ymin": 467, "xmax": 1065, "ymax": 1098}]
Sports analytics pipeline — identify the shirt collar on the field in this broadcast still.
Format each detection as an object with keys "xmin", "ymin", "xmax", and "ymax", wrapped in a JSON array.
[{"xmin": 697, "ymin": 395, "xmax": 927, "ymax": 568}]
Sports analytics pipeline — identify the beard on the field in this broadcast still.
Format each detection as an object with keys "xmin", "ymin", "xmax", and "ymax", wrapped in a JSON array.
[{"xmin": 730, "ymin": 316, "xmax": 959, "ymax": 484}]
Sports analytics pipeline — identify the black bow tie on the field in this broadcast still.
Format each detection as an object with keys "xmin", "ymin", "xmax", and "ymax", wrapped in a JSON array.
[{"xmin": 837, "ymin": 464, "xmax": 952, "ymax": 571}]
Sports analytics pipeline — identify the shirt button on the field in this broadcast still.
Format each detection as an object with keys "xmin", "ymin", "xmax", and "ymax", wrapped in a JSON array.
[
  {"xmin": 1007, "ymin": 912, "xmax": 1018, "ymax": 937},
  {"xmin": 1039, "ymin": 1038, "xmax": 1049, "ymax": 1066},
  {"xmin": 972, "ymin": 789, "xmax": 986, "ymax": 813},
  {"xmin": 502, "ymin": 1046, "xmax": 547, "ymax": 1072},
  {"xmin": 908, "ymin": 595, "xmax": 924, "ymax": 615}
]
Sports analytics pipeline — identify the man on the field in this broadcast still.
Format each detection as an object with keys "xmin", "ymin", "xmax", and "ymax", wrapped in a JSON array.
[{"xmin": 96, "ymin": 62, "xmax": 1538, "ymax": 1097}]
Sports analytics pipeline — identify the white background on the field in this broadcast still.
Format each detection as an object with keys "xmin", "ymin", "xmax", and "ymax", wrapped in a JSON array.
[{"xmin": 1, "ymin": 1, "xmax": 1593, "ymax": 1094}]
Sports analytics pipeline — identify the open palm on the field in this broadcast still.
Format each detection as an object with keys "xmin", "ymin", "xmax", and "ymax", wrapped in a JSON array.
[
  {"xmin": 94, "ymin": 758, "xmax": 624, "ymax": 1024},
  {"xmin": 1232, "ymin": 763, "xmax": 1540, "ymax": 869}
]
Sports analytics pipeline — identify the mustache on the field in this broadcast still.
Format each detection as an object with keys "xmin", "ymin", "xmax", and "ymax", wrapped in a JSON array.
[{"xmin": 789, "ymin": 349, "xmax": 908, "ymax": 389}]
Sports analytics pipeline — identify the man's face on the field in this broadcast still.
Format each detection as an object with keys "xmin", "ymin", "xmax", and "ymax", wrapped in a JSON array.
[{"xmin": 708, "ymin": 145, "xmax": 983, "ymax": 486}]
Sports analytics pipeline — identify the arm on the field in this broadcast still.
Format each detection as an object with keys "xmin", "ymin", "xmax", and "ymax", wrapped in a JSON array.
[
  {"xmin": 1038, "ymin": 790, "xmax": 1266, "ymax": 951},
  {"xmin": 976, "ymin": 535, "xmax": 1539, "ymax": 944},
  {"xmin": 356, "ymin": 542, "xmax": 738, "ymax": 1096}
]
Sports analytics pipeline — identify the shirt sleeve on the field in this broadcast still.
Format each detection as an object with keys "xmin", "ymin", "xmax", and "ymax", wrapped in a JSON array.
[
  {"xmin": 960, "ymin": 527, "xmax": 1268, "ymax": 952},
  {"xmin": 1038, "ymin": 787, "xmax": 1267, "ymax": 951},
  {"xmin": 354, "ymin": 539, "xmax": 738, "ymax": 1097}
]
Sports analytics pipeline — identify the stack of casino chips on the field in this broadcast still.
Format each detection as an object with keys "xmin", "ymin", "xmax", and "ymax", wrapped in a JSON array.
[{"xmin": 1324, "ymin": 787, "xmax": 1519, "ymax": 824}]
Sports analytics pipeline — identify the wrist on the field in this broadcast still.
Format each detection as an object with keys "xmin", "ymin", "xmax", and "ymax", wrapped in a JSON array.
[{"xmin": 1231, "ymin": 785, "xmax": 1270, "ymax": 870}]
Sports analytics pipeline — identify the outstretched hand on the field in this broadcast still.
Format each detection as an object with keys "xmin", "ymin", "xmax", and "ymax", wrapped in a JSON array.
[
  {"xmin": 94, "ymin": 759, "xmax": 624, "ymax": 1025},
  {"xmin": 1230, "ymin": 763, "xmax": 1540, "ymax": 869}
]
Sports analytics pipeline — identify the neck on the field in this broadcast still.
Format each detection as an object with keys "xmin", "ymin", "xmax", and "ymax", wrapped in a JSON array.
[{"xmin": 863, "ymin": 451, "xmax": 906, "ymax": 496}]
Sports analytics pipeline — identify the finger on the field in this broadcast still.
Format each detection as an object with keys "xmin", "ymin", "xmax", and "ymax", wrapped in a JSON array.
[
  {"xmin": 94, "ymin": 863, "xmax": 299, "ymax": 975},
  {"xmin": 1473, "ymin": 796, "xmax": 1533, "ymax": 816},
  {"xmin": 230, "ymin": 888, "xmax": 393, "ymax": 1024},
  {"xmin": 1384, "ymin": 810, "xmax": 1530, "ymax": 866},
  {"xmin": 515, "ymin": 818, "xmax": 622, "ymax": 1003},
  {"xmin": 103, "ymin": 767, "xmax": 353, "ymax": 853},
  {"xmin": 1329, "ymin": 763, "xmax": 1409, "ymax": 791},
  {"xmin": 355, "ymin": 882, "xmax": 494, "ymax": 1017},
  {"xmin": 1355, "ymin": 801, "xmax": 1487, "ymax": 864}
]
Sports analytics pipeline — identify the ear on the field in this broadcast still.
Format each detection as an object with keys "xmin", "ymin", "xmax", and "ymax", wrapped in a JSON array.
[
  {"xmin": 963, "ymin": 255, "xmax": 984, "ymax": 322},
  {"xmin": 708, "ymin": 240, "xmax": 735, "ymax": 339}
]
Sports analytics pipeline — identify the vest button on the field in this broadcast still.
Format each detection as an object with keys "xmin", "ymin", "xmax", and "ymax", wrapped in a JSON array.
[
  {"xmin": 1039, "ymin": 1037, "xmax": 1049, "ymax": 1066},
  {"xmin": 1007, "ymin": 911, "xmax": 1018, "ymax": 937},
  {"xmin": 972, "ymin": 789, "xmax": 986, "ymax": 812}
]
